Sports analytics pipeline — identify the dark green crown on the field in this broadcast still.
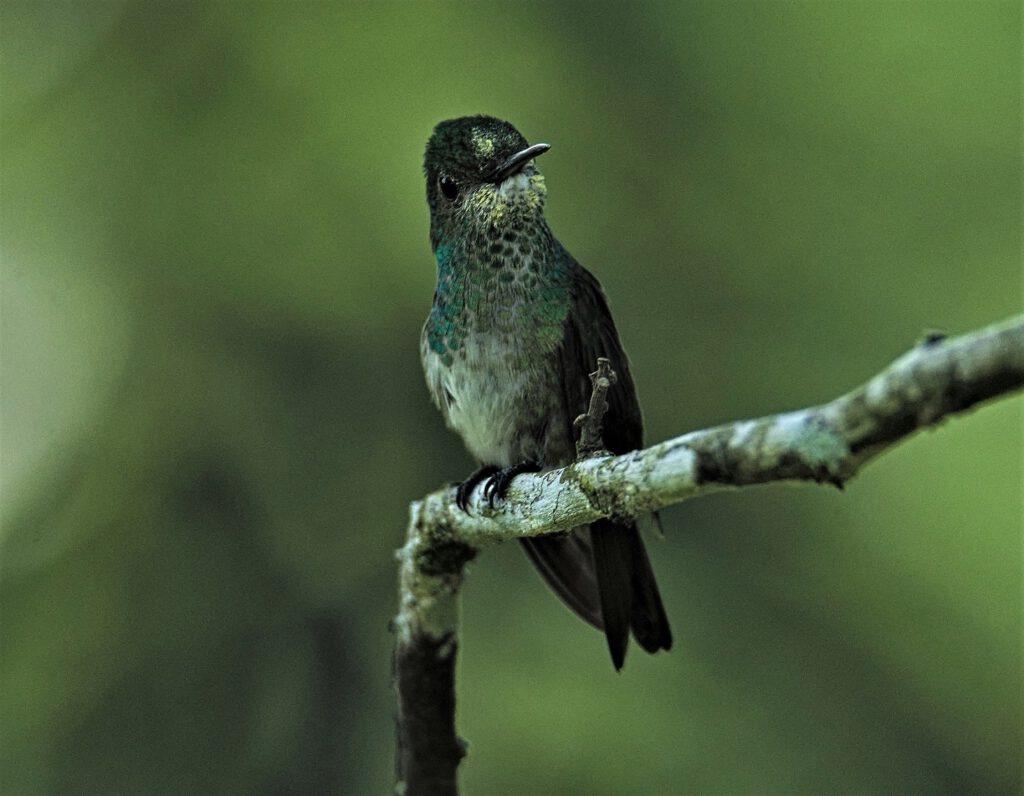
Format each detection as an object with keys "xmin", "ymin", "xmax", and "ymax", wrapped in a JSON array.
[{"xmin": 424, "ymin": 115, "xmax": 530, "ymax": 185}]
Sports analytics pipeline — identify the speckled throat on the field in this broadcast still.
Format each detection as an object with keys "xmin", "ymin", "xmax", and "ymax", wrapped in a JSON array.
[{"xmin": 424, "ymin": 214, "xmax": 571, "ymax": 369}]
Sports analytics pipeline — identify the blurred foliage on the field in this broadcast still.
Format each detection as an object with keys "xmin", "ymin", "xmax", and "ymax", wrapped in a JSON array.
[{"xmin": 1, "ymin": 1, "xmax": 1020, "ymax": 793}]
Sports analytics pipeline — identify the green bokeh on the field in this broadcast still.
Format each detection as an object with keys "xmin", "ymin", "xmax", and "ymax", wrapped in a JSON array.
[{"xmin": 1, "ymin": 1, "xmax": 1019, "ymax": 793}]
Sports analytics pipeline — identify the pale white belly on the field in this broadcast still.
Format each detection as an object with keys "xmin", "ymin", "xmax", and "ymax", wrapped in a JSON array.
[{"xmin": 422, "ymin": 334, "xmax": 544, "ymax": 467}]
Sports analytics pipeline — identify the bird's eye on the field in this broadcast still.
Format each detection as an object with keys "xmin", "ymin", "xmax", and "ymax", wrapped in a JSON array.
[{"xmin": 438, "ymin": 175, "xmax": 459, "ymax": 201}]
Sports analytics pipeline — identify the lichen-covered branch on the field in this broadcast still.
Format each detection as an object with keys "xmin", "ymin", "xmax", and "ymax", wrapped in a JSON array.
[
  {"xmin": 393, "ymin": 501, "xmax": 473, "ymax": 796},
  {"xmin": 393, "ymin": 313, "xmax": 1024, "ymax": 794}
]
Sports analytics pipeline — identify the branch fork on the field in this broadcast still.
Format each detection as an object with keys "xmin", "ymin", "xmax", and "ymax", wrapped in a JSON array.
[{"xmin": 394, "ymin": 313, "xmax": 1024, "ymax": 795}]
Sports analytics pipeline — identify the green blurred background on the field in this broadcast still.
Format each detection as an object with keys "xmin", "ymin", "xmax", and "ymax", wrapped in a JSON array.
[{"xmin": 1, "ymin": 1, "xmax": 1020, "ymax": 793}]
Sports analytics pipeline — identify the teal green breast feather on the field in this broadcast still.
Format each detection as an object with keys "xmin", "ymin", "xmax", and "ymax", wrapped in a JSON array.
[
  {"xmin": 421, "ymin": 231, "xmax": 574, "ymax": 464},
  {"xmin": 424, "ymin": 231, "xmax": 572, "ymax": 368}
]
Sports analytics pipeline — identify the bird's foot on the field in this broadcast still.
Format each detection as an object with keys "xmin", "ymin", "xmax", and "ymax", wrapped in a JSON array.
[
  {"xmin": 482, "ymin": 459, "xmax": 543, "ymax": 507},
  {"xmin": 455, "ymin": 465, "xmax": 500, "ymax": 512}
]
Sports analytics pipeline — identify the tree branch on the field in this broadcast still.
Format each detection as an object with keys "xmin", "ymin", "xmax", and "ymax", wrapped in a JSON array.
[
  {"xmin": 574, "ymin": 356, "xmax": 617, "ymax": 457},
  {"xmin": 393, "ymin": 313, "xmax": 1024, "ymax": 794}
]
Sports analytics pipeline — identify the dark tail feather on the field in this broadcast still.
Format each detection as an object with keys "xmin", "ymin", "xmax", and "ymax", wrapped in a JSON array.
[
  {"xmin": 590, "ymin": 519, "xmax": 633, "ymax": 670},
  {"xmin": 628, "ymin": 530, "xmax": 673, "ymax": 653},
  {"xmin": 522, "ymin": 522, "xmax": 672, "ymax": 670},
  {"xmin": 520, "ymin": 534, "xmax": 602, "ymax": 630}
]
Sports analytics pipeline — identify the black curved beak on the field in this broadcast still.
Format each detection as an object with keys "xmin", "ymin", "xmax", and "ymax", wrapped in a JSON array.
[{"xmin": 489, "ymin": 142, "xmax": 551, "ymax": 183}]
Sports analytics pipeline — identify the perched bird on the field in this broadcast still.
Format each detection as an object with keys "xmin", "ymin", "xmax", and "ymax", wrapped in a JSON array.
[{"xmin": 420, "ymin": 115, "xmax": 672, "ymax": 669}]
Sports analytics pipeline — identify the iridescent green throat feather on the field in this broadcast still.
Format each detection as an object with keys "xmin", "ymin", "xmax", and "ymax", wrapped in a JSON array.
[{"xmin": 425, "ymin": 223, "xmax": 571, "ymax": 368}]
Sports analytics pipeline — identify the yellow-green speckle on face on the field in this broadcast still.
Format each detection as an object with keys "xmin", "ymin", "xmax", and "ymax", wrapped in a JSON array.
[
  {"xmin": 470, "ymin": 185, "xmax": 498, "ymax": 209},
  {"xmin": 526, "ymin": 173, "xmax": 546, "ymax": 209},
  {"xmin": 471, "ymin": 128, "xmax": 495, "ymax": 158},
  {"xmin": 488, "ymin": 202, "xmax": 508, "ymax": 224}
]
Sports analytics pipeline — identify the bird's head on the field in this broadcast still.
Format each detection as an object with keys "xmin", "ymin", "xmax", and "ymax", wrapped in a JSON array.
[{"xmin": 424, "ymin": 115, "xmax": 550, "ymax": 247}]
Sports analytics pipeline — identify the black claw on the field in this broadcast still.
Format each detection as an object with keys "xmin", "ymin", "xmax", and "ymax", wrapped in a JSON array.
[
  {"xmin": 483, "ymin": 460, "xmax": 543, "ymax": 508},
  {"xmin": 455, "ymin": 465, "xmax": 500, "ymax": 512}
]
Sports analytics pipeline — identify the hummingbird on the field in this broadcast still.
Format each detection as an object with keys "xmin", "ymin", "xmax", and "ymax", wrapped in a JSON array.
[{"xmin": 420, "ymin": 115, "xmax": 672, "ymax": 670}]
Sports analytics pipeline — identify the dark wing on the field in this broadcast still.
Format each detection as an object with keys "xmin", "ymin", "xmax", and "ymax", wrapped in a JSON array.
[
  {"xmin": 520, "ymin": 252, "xmax": 671, "ymax": 668},
  {"xmin": 520, "ymin": 532, "xmax": 602, "ymax": 629}
]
